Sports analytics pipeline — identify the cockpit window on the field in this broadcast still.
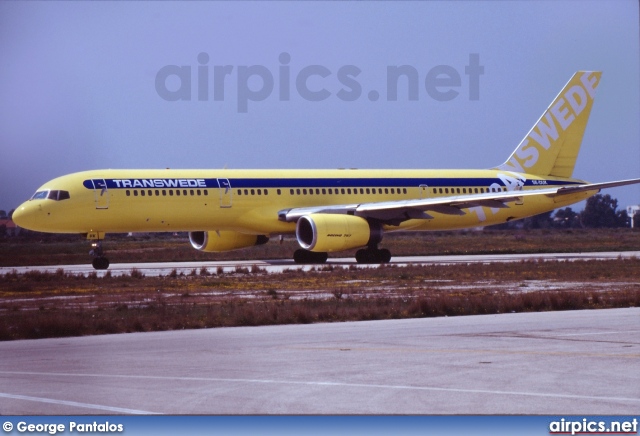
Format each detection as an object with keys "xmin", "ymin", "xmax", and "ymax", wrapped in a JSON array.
[
  {"xmin": 31, "ymin": 191, "xmax": 49, "ymax": 200},
  {"xmin": 48, "ymin": 190, "xmax": 70, "ymax": 201},
  {"xmin": 31, "ymin": 190, "xmax": 70, "ymax": 201}
]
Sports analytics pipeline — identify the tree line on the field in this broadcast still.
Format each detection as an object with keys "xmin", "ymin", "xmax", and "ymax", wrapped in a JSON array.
[{"xmin": 492, "ymin": 194, "xmax": 638, "ymax": 230}]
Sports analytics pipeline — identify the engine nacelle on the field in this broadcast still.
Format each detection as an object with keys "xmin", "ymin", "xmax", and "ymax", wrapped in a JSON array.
[
  {"xmin": 189, "ymin": 231, "xmax": 269, "ymax": 252},
  {"xmin": 296, "ymin": 214, "xmax": 382, "ymax": 252}
]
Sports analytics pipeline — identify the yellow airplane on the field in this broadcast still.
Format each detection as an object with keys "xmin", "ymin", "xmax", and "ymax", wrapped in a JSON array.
[{"xmin": 12, "ymin": 71, "xmax": 640, "ymax": 269}]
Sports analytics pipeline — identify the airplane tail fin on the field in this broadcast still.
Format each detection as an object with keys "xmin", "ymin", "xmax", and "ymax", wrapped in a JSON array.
[{"xmin": 495, "ymin": 71, "xmax": 601, "ymax": 178}]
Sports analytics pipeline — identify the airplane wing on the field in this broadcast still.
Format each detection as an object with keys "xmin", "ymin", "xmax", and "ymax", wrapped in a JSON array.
[{"xmin": 278, "ymin": 178, "xmax": 640, "ymax": 226}]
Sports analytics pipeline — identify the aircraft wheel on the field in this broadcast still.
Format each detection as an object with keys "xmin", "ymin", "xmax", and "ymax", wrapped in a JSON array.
[
  {"xmin": 356, "ymin": 248, "xmax": 391, "ymax": 264},
  {"xmin": 379, "ymin": 248, "xmax": 392, "ymax": 263},
  {"xmin": 92, "ymin": 257, "xmax": 110, "ymax": 270},
  {"xmin": 293, "ymin": 249, "xmax": 307, "ymax": 263},
  {"xmin": 355, "ymin": 248, "xmax": 371, "ymax": 264},
  {"xmin": 293, "ymin": 249, "xmax": 328, "ymax": 264}
]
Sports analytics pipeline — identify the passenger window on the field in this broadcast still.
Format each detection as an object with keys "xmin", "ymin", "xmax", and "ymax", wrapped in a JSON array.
[
  {"xmin": 134, "ymin": 190, "xmax": 139, "ymax": 196},
  {"xmin": 126, "ymin": 190, "xmax": 131, "ymax": 196},
  {"xmin": 156, "ymin": 190, "xmax": 160, "ymax": 196},
  {"xmin": 265, "ymin": 189, "xmax": 269, "ymax": 195}
]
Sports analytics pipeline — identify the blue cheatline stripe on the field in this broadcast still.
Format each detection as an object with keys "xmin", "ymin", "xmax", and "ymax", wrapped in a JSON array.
[{"xmin": 83, "ymin": 177, "xmax": 581, "ymax": 190}]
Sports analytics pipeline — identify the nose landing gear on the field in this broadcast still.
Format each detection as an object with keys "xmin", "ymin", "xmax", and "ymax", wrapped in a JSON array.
[{"xmin": 89, "ymin": 239, "xmax": 110, "ymax": 270}]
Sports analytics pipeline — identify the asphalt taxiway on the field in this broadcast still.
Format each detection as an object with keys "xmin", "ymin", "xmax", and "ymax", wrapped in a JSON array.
[
  {"xmin": 0, "ymin": 308, "xmax": 638, "ymax": 414},
  {"xmin": 1, "ymin": 251, "xmax": 639, "ymax": 276}
]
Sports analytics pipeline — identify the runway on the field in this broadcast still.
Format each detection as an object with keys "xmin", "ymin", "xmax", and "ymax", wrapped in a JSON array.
[
  {"xmin": 0, "ymin": 308, "xmax": 638, "ymax": 414},
  {"xmin": 2, "ymin": 251, "xmax": 639, "ymax": 276}
]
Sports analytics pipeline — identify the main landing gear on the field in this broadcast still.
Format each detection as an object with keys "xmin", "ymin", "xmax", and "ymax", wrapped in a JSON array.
[
  {"xmin": 90, "ymin": 240, "xmax": 110, "ymax": 270},
  {"xmin": 293, "ymin": 249, "xmax": 329, "ymax": 264},
  {"xmin": 292, "ymin": 246, "xmax": 392, "ymax": 265},
  {"xmin": 355, "ymin": 247, "xmax": 392, "ymax": 264}
]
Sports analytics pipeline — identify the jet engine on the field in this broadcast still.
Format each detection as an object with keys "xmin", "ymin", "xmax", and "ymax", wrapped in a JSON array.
[
  {"xmin": 296, "ymin": 214, "xmax": 382, "ymax": 252},
  {"xmin": 189, "ymin": 230, "xmax": 269, "ymax": 252}
]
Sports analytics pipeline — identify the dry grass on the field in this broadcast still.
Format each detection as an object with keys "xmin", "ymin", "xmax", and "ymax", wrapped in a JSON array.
[{"xmin": 1, "ymin": 258, "xmax": 638, "ymax": 341}]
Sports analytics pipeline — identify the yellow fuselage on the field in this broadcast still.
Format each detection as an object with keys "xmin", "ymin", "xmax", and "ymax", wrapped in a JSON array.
[{"xmin": 14, "ymin": 168, "xmax": 593, "ymax": 237}]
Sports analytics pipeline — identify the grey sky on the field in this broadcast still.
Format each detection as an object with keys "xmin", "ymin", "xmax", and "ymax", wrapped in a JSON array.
[{"xmin": 1, "ymin": 1, "xmax": 638, "ymax": 212}]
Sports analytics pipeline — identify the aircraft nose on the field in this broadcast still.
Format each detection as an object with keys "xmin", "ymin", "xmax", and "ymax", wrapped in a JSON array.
[{"xmin": 12, "ymin": 201, "xmax": 42, "ymax": 231}]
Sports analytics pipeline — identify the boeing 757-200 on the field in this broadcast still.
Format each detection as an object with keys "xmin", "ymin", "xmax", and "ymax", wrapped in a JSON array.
[{"xmin": 13, "ymin": 71, "xmax": 640, "ymax": 269}]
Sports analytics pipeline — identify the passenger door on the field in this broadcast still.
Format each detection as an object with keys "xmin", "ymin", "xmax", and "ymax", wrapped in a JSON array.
[
  {"xmin": 91, "ymin": 179, "xmax": 109, "ymax": 209},
  {"xmin": 217, "ymin": 178, "xmax": 232, "ymax": 208}
]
